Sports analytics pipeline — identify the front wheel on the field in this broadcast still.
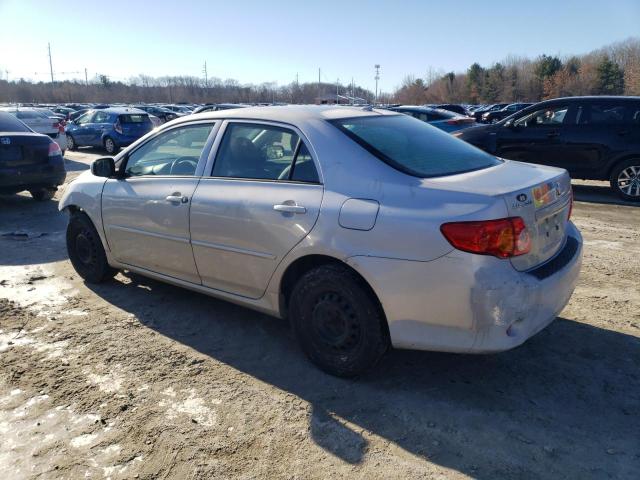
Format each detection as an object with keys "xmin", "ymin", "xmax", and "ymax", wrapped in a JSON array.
[
  {"xmin": 610, "ymin": 159, "xmax": 640, "ymax": 202},
  {"xmin": 66, "ymin": 213, "xmax": 117, "ymax": 283},
  {"xmin": 66, "ymin": 134, "xmax": 76, "ymax": 150},
  {"xmin": 104, "ymin": 137, "xmax": 118, "ymax": 155},
  {"xmin": 289, "ymin": 264, "xmax": 389, "ymax": 377}
]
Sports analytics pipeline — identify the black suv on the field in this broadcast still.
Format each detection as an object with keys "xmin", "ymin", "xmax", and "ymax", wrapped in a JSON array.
[{"xmin": 456, "ymin": 96, "xmax": 640, "ymax": 201}]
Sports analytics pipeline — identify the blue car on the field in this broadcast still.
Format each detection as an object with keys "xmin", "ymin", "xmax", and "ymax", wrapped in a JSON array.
[
  {"xmin": 66, "ymin": 108, "xmax": 153, "ymax": 154},
  {"xmin": 386, "ymin": 106, "xmax": 477, "ymax": 133}
]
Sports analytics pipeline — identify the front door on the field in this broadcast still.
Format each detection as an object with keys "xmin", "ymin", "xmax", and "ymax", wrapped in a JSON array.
[
  {"xmin": 190, "ymin": 121, "xmax": 323, "ymax": 298},
  {"xmin": 101, "ymin": 122, "xmax": 217, "ymax": 283},
  {"xmin": 496, "ymin": 103, "xmax": 573, "ymax": 168}
]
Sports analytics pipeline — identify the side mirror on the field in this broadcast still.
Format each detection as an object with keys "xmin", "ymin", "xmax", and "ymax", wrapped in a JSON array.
[
  {"xmin": 266, "ymin": 145, "xmax": 285, "ymax": 159},
  {"xmin": 91, "ymin": 157, "xmax": 116, "ymax": 178}
]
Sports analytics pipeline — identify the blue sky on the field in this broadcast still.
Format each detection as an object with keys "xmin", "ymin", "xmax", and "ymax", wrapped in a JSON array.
[{"xmin": 0, "ymin": 0, "xmax": 638, "ymax": 93}]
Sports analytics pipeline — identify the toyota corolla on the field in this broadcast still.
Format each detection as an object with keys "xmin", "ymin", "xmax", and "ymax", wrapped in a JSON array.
[{"xmin": 60, "ymin": 106, "xmax": 582, "ymax": 377}]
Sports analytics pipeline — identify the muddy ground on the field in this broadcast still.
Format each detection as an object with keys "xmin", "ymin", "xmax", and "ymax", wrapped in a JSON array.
[{"xmin": 0, "ymin": 150, "xmax": 638, "ymax": 479}]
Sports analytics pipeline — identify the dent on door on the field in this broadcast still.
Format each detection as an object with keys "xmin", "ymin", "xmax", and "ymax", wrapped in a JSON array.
[{"xmin": 189, "ymin": 179, "xmax": 323, "ymax": 299}]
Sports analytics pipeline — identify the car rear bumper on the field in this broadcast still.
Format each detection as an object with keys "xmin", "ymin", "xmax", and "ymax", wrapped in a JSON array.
[
  {"xmin": 347, "ymin": 222, "xmax": 583, "ymax": 353},
  {"xmin": 0, "ymin": 163, "xmax": 66, "ymax": 193}
]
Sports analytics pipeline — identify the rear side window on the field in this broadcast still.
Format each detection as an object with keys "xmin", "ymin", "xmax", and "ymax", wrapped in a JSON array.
[
  {"xmin": 120, "ymin": 114, "xmax": 149, "ymax": 123},
  {"xmin": 330, "ymin": 115, "xmax": 501, "ymax": 178},
  {"xmin": 576, "ymin": 103, "xmax": 626, "ymax": 125},
  {"xmin": 0, "ymin": 112, "xmax": 31, "ymax": 132}
]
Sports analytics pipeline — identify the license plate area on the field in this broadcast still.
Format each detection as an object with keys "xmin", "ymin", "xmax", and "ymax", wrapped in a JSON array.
[{"xmin": 535, "ymin": 199, "xmax": 570, "ymax": 256}]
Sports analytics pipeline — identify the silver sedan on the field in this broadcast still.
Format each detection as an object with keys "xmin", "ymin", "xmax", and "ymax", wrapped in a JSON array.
[{"xmin": 60, "ymin": 106, "xmax": 583, "ymax": 377}]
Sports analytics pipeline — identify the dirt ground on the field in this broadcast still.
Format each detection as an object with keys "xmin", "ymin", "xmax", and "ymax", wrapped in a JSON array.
[{"xmin": 1, "ymin": 150, "xmax": 638, "ymax": 479}]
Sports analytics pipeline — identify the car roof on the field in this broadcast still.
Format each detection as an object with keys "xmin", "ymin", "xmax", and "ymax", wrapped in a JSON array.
[
  {"xmin": 101, "ymin": 107, "xmax": 149, "ymax": 114},
  {"xmin": 180, "ymin": 105, "xmax": 398, "ymax": 126},
  {"xmin": 540, "ymin": 96, "xmax": 640, "ymax": 103}
]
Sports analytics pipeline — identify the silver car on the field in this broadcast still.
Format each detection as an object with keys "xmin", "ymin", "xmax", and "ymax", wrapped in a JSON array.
[{"xmin": 60, "ymin": 106, "xmax": 583, "ymax": 376}]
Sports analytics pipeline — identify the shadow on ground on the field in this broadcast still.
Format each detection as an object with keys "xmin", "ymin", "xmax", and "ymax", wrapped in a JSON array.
[
  {"xmin": 86, "ymin": 272, "xmax": 640, "ymax": 479},
  {"xmin": 572, "ymin": 182, "xmax": 639, "ymax": 207}
]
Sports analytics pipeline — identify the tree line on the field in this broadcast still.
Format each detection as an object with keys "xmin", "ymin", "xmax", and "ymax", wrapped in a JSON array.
[
  {"xmin": 396, "ymin": 38, "xmax": 640, "ymax": 105},
  {"xmin": 0, "ymin": 38, "xmax": 638, "ymax": 106}
]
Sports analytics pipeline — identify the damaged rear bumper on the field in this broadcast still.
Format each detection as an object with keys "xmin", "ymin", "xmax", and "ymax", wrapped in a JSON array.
[{"xmin": 346, "ymin": 222, "xmax": 583, "ymax": 353}]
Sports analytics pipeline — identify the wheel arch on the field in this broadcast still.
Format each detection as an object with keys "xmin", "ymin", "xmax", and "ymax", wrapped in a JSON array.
[
  {"xmin": 607, "ymin": 153, "xmax": 640, "ymax": 178},
  {"xmin": 278, "ymin": 254, "xmax": 389, "ymax": 336}
]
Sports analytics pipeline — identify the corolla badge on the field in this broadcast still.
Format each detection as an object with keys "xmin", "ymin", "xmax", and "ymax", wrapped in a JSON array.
[{"xmin": 0, "ymin": 137, "xmax": 10, "ymax": 145}]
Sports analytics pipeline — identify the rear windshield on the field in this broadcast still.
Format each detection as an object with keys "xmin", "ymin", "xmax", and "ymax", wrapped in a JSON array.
[
  {"xmin": 330, "ymin": 115, "xmax": 501, "ymax": 177},
  {"xmin": 0, "ymin": 112, "xmax": 31, "ymax": 132},
  {"xmin": 119, "ymin": 114, "xmax": 149, "ymax": 123}
]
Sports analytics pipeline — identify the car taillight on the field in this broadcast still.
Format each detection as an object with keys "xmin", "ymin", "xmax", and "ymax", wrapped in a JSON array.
[
  {"xmin": 114, "ymin": 121, "xmax": 123, "ymax": 134},
  {"xmin": 48, "ymin": 141, "xmax": 62, "ymax": 157},
  {"xmin": 440, "ymin": 217, "xmax": 531, "ymax": 258}
]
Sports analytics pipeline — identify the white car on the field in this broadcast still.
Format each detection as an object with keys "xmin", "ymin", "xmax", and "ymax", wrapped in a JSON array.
[
  {"xmin": 0, "ymin": 107, "xmax": 67, "ymax": 154},
  {"xmin": 60, "ymin": 106, "xmax": 583, "ymax": 377}
]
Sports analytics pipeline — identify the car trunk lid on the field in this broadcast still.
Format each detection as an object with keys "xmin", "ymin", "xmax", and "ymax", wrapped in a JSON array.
[
  {"xmin": 0, "ymin": 132, "xmax": 51, "ymax": 167},
  {"xmin": 118, "ymin": 114, "xmax": 153, "ymax": 136},
  {"xmin": 426, "ymin": 159, "xmax": 572, "ymax": 270}
]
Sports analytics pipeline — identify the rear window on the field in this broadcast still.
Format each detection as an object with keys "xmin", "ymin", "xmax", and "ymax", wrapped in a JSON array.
[
  {"xmin": 120, "ymin": 114, "xmax": 149, "ymax": 123},
  {"xmin": 329, "ymin": 114, "xmax": 500, "ymax": 177},
  {"xmin": 0, "ymin": 112, "xmax": 31, "ymax": 132}
]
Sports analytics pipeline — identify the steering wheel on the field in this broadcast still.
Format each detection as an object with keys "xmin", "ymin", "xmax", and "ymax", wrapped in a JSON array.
[{"xmin": 169, "ymin": 156, "xmax": 198, "ymax": 175}]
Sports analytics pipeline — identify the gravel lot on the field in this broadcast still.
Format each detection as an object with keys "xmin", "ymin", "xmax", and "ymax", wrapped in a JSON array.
[{"xmin": 1, "ymin": 149, "xmax": 638, "ymax": 479}]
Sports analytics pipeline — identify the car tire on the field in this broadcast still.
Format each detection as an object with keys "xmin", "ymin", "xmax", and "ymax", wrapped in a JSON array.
[
  {"xmin": 66, "ymin": 134, "xmax": 76, "ymax": 151},
  {"xmin": 289, "ymin": 264, "xmax": 389, "ymax": 377},
  {"xmin": 610, "ymin": 159, "xmax": 640, "ymax": 202},
  {"xmin": 104, "ymin": 137, "xmax": 118, "ymax": 155},
  {"xmin": 29, "ymin": 188, "xmax": 55, "ymax": 201},
  {"xmin": 66, "ymin": 213, "xmax": 117, "ymax": 283}
]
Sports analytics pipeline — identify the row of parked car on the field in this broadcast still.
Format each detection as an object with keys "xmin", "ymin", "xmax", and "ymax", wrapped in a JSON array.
[{"xmin": 1, "ymin": 96, "xmax": 639, "ymax": 201}]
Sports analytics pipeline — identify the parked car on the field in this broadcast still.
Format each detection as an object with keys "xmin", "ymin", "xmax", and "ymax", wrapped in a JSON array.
[
  {"xmin": 50, "ymin": 106, "xmax": 77, "ymax": 120},
  {"xmin": 387, "ymin": 105, "xmax": 476, "ymax": 133},
  {"xmin": 0, "ymin": 107, "xmax": 67, "ymax": 154},
  {"xmin": 192, "ymin": 103, "xmax": 249, "ymax": 114},
  {"xmin": 132, "ymin": 105, "xmax": 179, "ymax": 123},
  {"xmin": 482, "ymin": 103, "xmax": 533, "ymax": 123},
  {"xmin": 432, "ymin": 104, "xmax": 468, "ymax": 116},
  {"xmin": 69, "ymin": 108, "xmax": 92, "ymax": 122},
  {"xmin": 161, "ymin": 105, "xmax": 192, "ymax": 115},
  {"xmin": 471, "ymin": 103, "xmax": 509, "ymax": 122},
  {"xmin": 456, "ymin": 96, "xmax": 640, "ymax": 201},
  {"xmin": 0, "ymin": 111, "xmax": 66, "ymax": 200},
  {"xmin": 60, "ymin": 105, "xmax": 582, "ymax": 376},
  {"xmin": 66, "ymin": 108, "xmax": 154, "ymax": 154}
]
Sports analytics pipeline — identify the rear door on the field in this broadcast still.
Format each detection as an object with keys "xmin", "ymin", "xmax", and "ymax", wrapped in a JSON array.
[
  {"xmin": 560, "ymin": 100, "xmax": 630, "ymax": 178},
  {"xmin": 101, "ymin": 121, "xmax": 218, "ymax": 283},
  {"xmin": 495, "ymin": 103, "xmax": 574, "ymax": 169},
  {"xmin": 190, "ymin": 120, "xmax": 323, "ymax": 298},
  {"xmin": 72, "ymin": 112, "xmax": 96, "ymax": 145},
  {"xmin": 90, "ymin": 111, "xmax": 112, "ymax": 146}
]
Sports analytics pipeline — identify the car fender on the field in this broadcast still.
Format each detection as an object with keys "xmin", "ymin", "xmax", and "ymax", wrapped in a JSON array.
[{"xmin": 59, "ymin": 170, "xmax": 111, "ymax": 252}]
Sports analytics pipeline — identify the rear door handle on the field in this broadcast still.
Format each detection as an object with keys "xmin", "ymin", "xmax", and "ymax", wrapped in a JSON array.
[
  {"xmin": 618, "ymin": 130, "xmax": 630, "ymax": 136},
  {"xmin": 547, "ymin": 131, "xmax": 560, "ymax": 138},
  {"xmin": 273, "ymin": 204, "xmax": 306, "ymax": 214},
  {"xmin": 166, "ymin": 193, "xmax": 188, "ymax": 204}
]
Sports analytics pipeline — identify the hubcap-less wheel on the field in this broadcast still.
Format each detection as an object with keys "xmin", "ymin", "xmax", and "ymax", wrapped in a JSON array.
[
  {"xmin": 105, "ymin": 138, "xmax": 115, "ymax": 154},
  {"xmin": 67, "ymin": 135, "xmax": 75, "ymax": 150},
  {"xmin": 617, "ymin": 165, "xmax": 640, "ymax": 197},
  {"xmin": 75, "ymin": 232, "xmax": 94, "ymax": 266},
  {"xmin": 311, "ymin": 292, "xmax": 361, "ymax": 352}
]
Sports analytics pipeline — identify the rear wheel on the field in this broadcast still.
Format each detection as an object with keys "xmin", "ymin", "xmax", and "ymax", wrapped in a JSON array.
[
  {"xmin": 29, "ymin": 188, "xmax": 55, "ymax": 201},
  {"xmin": 66, "ymin": 213, "xmax": 116, "ymax": 283},
  {"xmin": 66, "ymin": 134, "xmax": 76, "ymax": 150},
  {"xmin": 289, "ymin": 264, "xmax": 389, "ymax": 377},
  {"xmin": 610, "ymin": 159, "xmax": 640, "ymax": 202},
  {"xmin": 104, "ymin": 137, "xmax": 118, "ymax": 155}
]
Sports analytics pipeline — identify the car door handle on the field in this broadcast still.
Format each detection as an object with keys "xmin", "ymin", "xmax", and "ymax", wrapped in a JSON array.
[
  {"xmin": 165, "ymin": 194, "xmax": 188, "ymax": 204},
  {"xmin": 273, "ymin": 204, "xmax": 306, "ymax": 214},
  {"xmin": 547, "ymin": 131, "xmax": 560, "ymax": 138},
  {"xmin": 618, "ymin": 130, "xmax": 630, "ymax": 136}
]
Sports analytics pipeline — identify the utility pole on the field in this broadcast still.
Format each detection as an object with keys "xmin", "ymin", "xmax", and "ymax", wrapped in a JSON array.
[
  {"xmin": 336, "ymin": 78, "xmax": 339, "ymax": 104},
  {"xmin": 84, "ymin": 68, "xmax": 88, "ymax": 86},
  {"xmin": 48, "ymin": 43, "xmax": 54, "ymax": 83},
  {"xmin": 318, "ymin": 68, "xmax": 321, "ymax": 96},
  {"xmin": 351, "ymin": 77, "xmax": 354, "ymax": 104},
  {"xmin": 202, "ymin": 61, "xmax": 208, "ymax": 89},
  {"xmin": 374, "ymin": 64, "xmax": 380, "ymax": 105}
]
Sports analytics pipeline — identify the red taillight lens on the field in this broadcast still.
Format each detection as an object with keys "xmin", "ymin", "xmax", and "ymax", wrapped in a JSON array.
[
  {"xmin": 48, "ymin": 141, "xmax": 62, "ymax": 157},
  {"xmin": 114, "ymin": 122, "xmax": 123, "ymax": 134},
  {"xmin": 440, "ymin": 217, "xmax": 531, "ymax": 258}
]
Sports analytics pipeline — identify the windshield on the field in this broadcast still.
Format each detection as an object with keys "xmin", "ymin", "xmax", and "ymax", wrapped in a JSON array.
[{"xmin": 330, "ymin": 115, "xmax": 500, "ymax": 178}]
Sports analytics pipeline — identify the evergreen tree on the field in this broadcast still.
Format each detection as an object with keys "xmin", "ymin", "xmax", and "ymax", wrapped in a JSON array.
[{"xmin": 596, "ymin": 56, "xmax": 625, "ymax": 94}]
